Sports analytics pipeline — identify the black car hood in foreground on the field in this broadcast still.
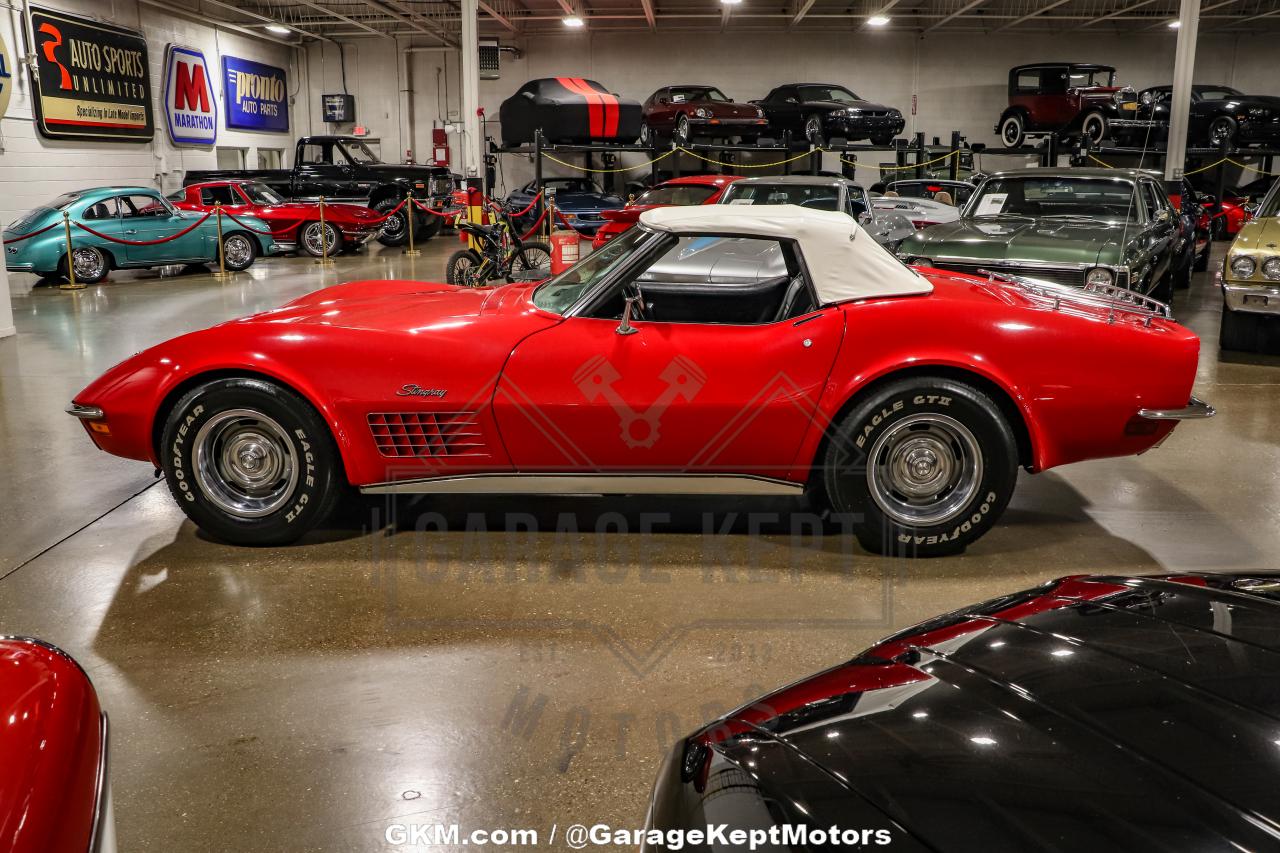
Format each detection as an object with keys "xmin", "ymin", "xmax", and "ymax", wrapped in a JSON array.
[
  {"xmin": 807, "ymin": 98, "xmax": 895, "ymax": 113},
  {"xmin": 646, "ymin": 574, "xmax": 1280, "ymax": 852}
]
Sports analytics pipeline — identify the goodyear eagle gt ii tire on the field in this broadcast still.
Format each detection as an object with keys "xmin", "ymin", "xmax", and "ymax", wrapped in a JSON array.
[
  {"xmin": 160, "ymin": 377, "xmax": 345, "ymax": 546},
  {"xmin": 823, "ymin": 377, "xmax": 1018, "ymax": 557}
]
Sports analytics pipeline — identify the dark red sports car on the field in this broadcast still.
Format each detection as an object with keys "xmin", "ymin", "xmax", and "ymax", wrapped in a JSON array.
[
  {"xmin": 591, "ymin": 175, "xmax": 742, "ymax": 248},
  {"xmin": 170, "ymin": 181, "xmax": 384, "ymax": 257},
  {"xmin": 640, "ymin": 85, "xmax": 769, "ymax": 146},
  {"xmin": 0, "ymin": 637, "xmax": 113, "ymax": 853}
]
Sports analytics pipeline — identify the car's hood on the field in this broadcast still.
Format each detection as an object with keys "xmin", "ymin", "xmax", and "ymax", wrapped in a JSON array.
[
  {"xmin": 1228, "ymin": 215, "xmax": 1280, "ymax": 252},
  {"xmin": 260, "ymin": 202, "xmax": 377, "ymax": 220},
  {"xmin": 547, "ymin": 192, "xmax": 624, "ymax": 209},
  {"xmin": 244, "ymin": 279, "xmax": 529, "ymax": 334},
  {"xmin": 808, "ymin": 98, "xmax": 894, "ymax": 112},
  {"xmin": 704, "ymin": 102, "xmax": 762, "ymax": 119},
  {"xmin": 602, "ymin": 204, "xmax": 662, "ymax": 223},
  {"xmin": 905, "ymin": 216, "xmax": 1129, "ymax": 264},
  {"xmin": 697, "ymin": 573, "xmax": 1280, "ymax": 849},
  {"xmin": 1206, "ymin": 94, "xmax": 1280, "ymax": 108}
]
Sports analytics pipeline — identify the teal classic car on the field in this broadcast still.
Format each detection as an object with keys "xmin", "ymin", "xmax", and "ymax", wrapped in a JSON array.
[
  {"xmin": 896, "ymin": 168, "xmax": 1186, "ymax": 304},
  {"xmin": 3, "ymin": 187, "xmax": 280, "ymax": 284}
]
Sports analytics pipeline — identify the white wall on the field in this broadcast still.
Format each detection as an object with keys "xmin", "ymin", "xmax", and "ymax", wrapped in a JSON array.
[
  {"xmin": 316, "ymin": 27, "xmax": 1272, "ymax": 194},
  {"xmin": 0, "ymin": 0, "xmax": 310, "ymax": 227}
]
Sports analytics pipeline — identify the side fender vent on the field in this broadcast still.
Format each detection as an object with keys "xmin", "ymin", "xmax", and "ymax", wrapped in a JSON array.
[{"xmin": 367, "ymin": 412, "xmax": 489, "ymax": 458}]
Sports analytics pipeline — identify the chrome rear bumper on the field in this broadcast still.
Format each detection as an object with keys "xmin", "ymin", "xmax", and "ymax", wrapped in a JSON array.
[{"xmin": 1137, "ymin": 396, "xmax": 1215, "ymax": 420}]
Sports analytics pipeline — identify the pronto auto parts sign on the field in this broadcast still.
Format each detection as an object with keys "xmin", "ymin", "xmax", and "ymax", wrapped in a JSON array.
[
  {"xmin": 26, "ymin": 6, "xmax": 153, "ymax": 141},
  {"xmin": 221, "ymin": 55, "xmax": 289, "ymax": 133},
  {"xmin": 164, "ymin": 45, "xmax": 216, "ymax": 145}
]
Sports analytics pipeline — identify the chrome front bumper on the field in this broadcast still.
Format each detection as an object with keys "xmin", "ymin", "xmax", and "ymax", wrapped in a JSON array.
[
  {"xmin": 1137, "ymin": 396, "xmax": 1216, "ymax": 420},
  {"xmin": 1223, "ymin": 281, "xmax": 1280, "ymax": 315},
  {"xmin": 66, "ymin": 402, "xmax": 105, "ymax": 420}
]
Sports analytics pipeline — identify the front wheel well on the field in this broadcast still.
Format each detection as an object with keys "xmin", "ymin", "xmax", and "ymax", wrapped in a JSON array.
[
  {"xmin": 368, "ymin": 186, "xmax": 405, "ymax": 207},
  {"xmin": 150, "ymin": 369, "xmax": 349, "ymax": 483},
  {"xmin": 810, "ymin": 365, "xmax": 1035, "ymax": 482}
]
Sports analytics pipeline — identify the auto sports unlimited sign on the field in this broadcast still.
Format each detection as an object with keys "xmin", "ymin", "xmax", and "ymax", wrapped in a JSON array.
[
  {"xmin": 26, "ymin": 6, "xmax": 153, "ymax": 141},
  {"xmin": 164, "ymin": 45, "xmax": 216, "ymax": 145},
  {"xmin": 0, "ymin": 33, "xmax": 13, "ymax": 119},
  {"xmin": 221, "ymin": 55, "xmax": 288, "ymax": 133}
]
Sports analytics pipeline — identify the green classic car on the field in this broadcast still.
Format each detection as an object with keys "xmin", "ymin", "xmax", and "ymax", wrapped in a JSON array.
[
  {"xmin": 3, "ymin": 186, "xmax": 280, "ymax": 285},
  {"xmin": 896, "ymin": 168, "xmax": 1185, "ymax": 304},
  {"xmin": 1219, "ymin": 178, "xmax": 1280, "ymax": 351}
]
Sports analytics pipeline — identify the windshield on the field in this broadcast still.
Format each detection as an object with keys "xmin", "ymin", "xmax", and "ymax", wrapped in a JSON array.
[
  {"xmin": 889, "ymin": 181, "xmax": 975, "ymax": 205},
  {"xmin": 1257, "ymin": 182, "xmax": 1280, "ymax": 218},
  {"xmin": 668, "ymin": 87, "xmax": 730, "ymax": 103},
  {"xmin": 1068, "ymin": 68, "xmax": 1114, "ymax": 88},
  {"xmin": 797, "ymin": 85, "xmax": 860, "ymax": 104},
  {"xmin": 340, "ymin": 141, "xmax": 381, "ymax": 165},
  {"xmin": 967, "ymin": 177, "xmax": 1140, "ymax": 222},
  {"xmin": 1196, "ymin": 87, "xmax": 1242, "ymax": 101},
  {"xmin": 721, "ymin": 183, "xmax": 840, "ymax": 211},
  {"xmin": 241, "ymin": 182, "xmax": 285, "ymax": 205},
  {"xmin": 542, "ymin": 178, "xmax": 601, "ymax": 195},
  {"xmin": 532, "ymin": 227, "xmax": 652, "ymax": 314},
  {"xmin": 635, "ymin": 184, "xmax": 718, "ymax": 206}
]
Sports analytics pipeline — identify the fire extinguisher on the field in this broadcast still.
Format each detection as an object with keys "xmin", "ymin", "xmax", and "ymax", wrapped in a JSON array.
[{"xmin": 546, "ymin": 189, "xmax": 580, "ymax": 274}]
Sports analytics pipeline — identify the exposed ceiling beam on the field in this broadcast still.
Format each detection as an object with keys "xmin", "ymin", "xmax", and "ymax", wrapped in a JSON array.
[
  {"xmin": 1143, "ymin": 0, "xmax": 1239, "ymax": 27},
  {"xmin": 640, "ymin": 0, "xmax": 657, "ymax": 29},
  {"xmin": 925, "ymin": 0, "xmax": 987, "ymax": 32},
  {"xmin": 478, "ymin": 0, "xmax": 519, "ymax": 31},
  {"xmin": 177, "ymin": 0, "xmax": 332, "ymax": 41},
  {"xmin": 993, "ymin": 0, "xmax": 1073, "ymax": 31},
  {"xmin": 287, "ymin": 0, "xmax": 392, "ymax": 39},
  {"xmin": 791, "ymin": 0, "xmax": 818, "ymax": 26},
  {"xmin": 1077, "ymin": 0, "xmax": 1159, "ymax": 28},
  {"xmin": 1210, "ymin": 5, "xmax": 1280, "ymax": 30},
  {"xmin": 370, "ymin": 0, "xmax": 460, "ymax": 45},
  {"xmin": 138, "ymin": 0, "xmax": 316, "ymax": 43}
]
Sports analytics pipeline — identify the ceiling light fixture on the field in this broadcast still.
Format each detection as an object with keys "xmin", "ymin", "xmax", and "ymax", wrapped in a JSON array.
[
  {"xmin": 1167, "ymin": 19, "xmax": 1181, "ymax": 28},
  {"xmin": 265, "ymin": 24, "xmax": 292, "ymax": 34},
  {"xmin": 867, "ymin": 14, "xmax": 891, "ymax": 25},
  {"xmin": 722, "ymin": 0, "xmax": 744, "ymax": 5},
  {"xmin": 562, "ymin": 14, "xmax": 585, "ymax": 26}
]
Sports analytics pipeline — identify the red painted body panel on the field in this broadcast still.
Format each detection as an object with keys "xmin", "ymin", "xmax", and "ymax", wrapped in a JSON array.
[
  {"xmin": 0, "ymin": 640, "xmax": 102, "ymax": 853},
  {"xmin": 72, "ymin": 267, "xmax": 1200, "ymax": 490},
  {"xmin": 591, "ymin": 176, "xmax": 740, "ymax": 249},
  {"xmin": 174, "ymin": 182, "xmax": 381, "ymax": 243}
]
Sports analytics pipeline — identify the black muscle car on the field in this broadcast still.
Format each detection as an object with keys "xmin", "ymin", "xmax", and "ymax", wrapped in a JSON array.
[
  {"xmin": 644, "ymin": 572, "xmax": 1280, "ymax": 852},
  {"xmin": 752, "ymin": 83, "xmax": 904, "ymax": 147},
  {"xmin": 1139, "ymin": 85, "xmax": 1280, "ymax": 148},
  {"xmin": 499, "ymin": 78, "xmax": 642, "ymax": 146},
  {"xmin": 185, "ymin": 136, "xmax": 453, "ymax": 246}
]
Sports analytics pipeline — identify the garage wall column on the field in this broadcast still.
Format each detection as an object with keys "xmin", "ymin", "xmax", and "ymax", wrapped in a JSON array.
[
  {"xmin": 1165, "ymin": 0, "xmax": 1201, "ymax": 180},
  {"xmin": 0, "ymin": 220, "xmax": 12, "ymax": 338},
  {"xmin": 460, "ymin": 0, "xmax": 483, "ymax": 176}
]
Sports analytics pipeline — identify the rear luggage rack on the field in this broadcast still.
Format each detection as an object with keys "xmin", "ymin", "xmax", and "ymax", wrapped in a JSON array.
[{"xmin": 978, "ymin": 269, "xmax": 1172, "ymax": 327}]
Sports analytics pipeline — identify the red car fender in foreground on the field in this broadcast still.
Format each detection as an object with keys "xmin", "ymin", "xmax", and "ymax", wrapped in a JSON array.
[{"xmin": 0, "ymin": 638, "xmax": 111, "ymax": 853}]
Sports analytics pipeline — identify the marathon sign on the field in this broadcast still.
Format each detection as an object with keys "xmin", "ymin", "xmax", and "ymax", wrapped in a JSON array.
[
  {"xmin": 222, "ymin": 55, "xmax": 289, "ymax": 133},
  {"xmin": 26, "ymin": 5, "xmax": 153, "ymax": 141},
  {"xmin": 164, "ymin": 45, "xmax": 216, "ymax": 146}
]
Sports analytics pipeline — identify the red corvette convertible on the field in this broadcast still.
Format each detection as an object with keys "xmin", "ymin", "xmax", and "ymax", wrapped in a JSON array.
[
  {"xmin": 591, "ymin": 174, "xmax": 742, "ymax": 248},
  {"xmin": 66, "ymin": 206, "xmax": 1212, "ymax": 556},
  {"xmin": 1, "ymin": 638, "xmax": 113, "ymax": 853},
  {"xmin": 170, "ymin": 181, "xmax": 384, "ymax": 257}
]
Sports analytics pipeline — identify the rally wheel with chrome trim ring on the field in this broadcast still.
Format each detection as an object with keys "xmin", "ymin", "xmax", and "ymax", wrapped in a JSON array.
[
  {"xmin": 60, "ymin": 246, "xmax": 110, "ymax": 284},
  {"xmin": 999, "ymin": 113, "xmax": 1025, "ymax": 149},
  {"xmin": 222, "ymin": 233, "xmax": 257, "ymax": 271},
  {"xmin": 821, "ymin": 376, "xmax": 1018, "ymax": 557},
  {"xmin": 160, "ymin": 377, "xmax": 346, "ymax": 546},
  {"xmin": 300, "ymin": 221, "xmax": 341, "ymax": 257}
]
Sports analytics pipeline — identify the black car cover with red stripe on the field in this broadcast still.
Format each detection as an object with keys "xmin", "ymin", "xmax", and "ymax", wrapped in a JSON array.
[{"xmin": 500, "ymin": 78, "xmax": 643, "ymax": 146}]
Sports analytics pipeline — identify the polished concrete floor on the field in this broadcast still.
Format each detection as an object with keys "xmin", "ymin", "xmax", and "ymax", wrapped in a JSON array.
[{"xmin": 1, "ymin": 239, "xmax": 1278, "ymax": 851}]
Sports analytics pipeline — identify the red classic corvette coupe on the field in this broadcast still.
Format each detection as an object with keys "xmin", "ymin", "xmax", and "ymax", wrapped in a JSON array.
[
  {"xmin": 170, "ymin": 181, "xmax": 384, "ymax": 257},
  {"xmin": 591, "ymin": 174, "xmax": 742, "ymax": 248},
  {"xmin": 67, "ymin": 206, "xmax": 1212, "ymax": 556},
  {"xmin": 0, "ymin": 637, "xmax": 114, "ymax": 853}
]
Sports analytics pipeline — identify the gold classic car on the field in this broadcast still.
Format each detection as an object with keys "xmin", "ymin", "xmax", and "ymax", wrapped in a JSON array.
[{"xmin": 1220, "ymin": 180, "xmax": 1280, "ymax": 351}]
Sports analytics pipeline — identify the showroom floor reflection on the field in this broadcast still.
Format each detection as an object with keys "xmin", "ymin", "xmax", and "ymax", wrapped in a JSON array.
[{"xmin": 1, "ymin": 242, "xmax": 1278, "ymax": 851}]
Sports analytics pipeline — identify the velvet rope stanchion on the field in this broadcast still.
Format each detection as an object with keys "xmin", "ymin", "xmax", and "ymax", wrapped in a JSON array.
[
  {"xmin": 315, "ymin": 197, "xmax": 335, "ymax": 266},
  {"xmin": 212, "ymin": 204, "xmax": 231, "ymax": 279},
  {"xmin": 59, "ymin": 212, "xmax": 83, "ymax": 291},
  {"xmin": 403, "ymin": 195, "xmax": 421, "ymax": 258}
]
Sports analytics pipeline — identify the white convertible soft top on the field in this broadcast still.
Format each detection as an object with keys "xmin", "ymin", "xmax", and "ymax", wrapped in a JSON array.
[{"xmin": 637, "ymin": 204, "xmax": 933, "ymax": 304}]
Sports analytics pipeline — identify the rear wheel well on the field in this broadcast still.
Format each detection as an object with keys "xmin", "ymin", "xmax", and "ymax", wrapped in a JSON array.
[
  {"xmin": 809, "ymin": 365, "xmax": 1034, "ymax": 484},
  {"xmin": 368, "ymin": 185, "xmax": 403, "ymax": 208},
  {"xmin": 151, "ymin": 369, "xmax": 348, "ymax": 482}
]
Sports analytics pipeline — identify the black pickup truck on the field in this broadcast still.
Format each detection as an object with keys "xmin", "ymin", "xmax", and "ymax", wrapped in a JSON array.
[{"xmin": 184, "ymin": 136, "xmax": 453, "ymax": 245}]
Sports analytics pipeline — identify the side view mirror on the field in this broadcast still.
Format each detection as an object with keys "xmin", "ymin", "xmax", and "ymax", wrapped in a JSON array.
[
  {"xmin": 616, "ymin": 286, "xmax": 643, "ymax": 336},
  {"xmin": 1156, "ymin": 209, "xmax": 1171, "ymax": 223},
  {"xmin": 1243, "ymin": 202, "xmax": 1260, "ymax": 216},
  {"xmin": 858, "ymin": 211, "xmax": 874, "ymax": 225}
]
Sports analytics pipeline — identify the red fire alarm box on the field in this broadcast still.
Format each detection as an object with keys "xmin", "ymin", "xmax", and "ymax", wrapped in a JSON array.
[{"xmin": 432, "ymin": 127, "xmax": 450, "ymax": 168}]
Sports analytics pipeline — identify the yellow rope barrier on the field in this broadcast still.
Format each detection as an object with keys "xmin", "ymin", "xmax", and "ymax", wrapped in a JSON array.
[
  {"xmin": 1089, "ymin": 153, "xmax": 1247, "ymax": 177},
  {"xmin": 1088, "ymin": 154, "xmax": 1115, "ymax": 168},
  {"xmin": 540, "ymin": 149, "xmax": 677, "ymax": 173},
  {"xmin": 865, "ymin": 150, "xmax": 959, "ymax": 171},
  {"xmin": 675, "ymin": 146, "xmax": 817, "ymax": 168},
  {"xmin": 1227, "ymin": 158, "xmax": 1280, "ymax": 177}
]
